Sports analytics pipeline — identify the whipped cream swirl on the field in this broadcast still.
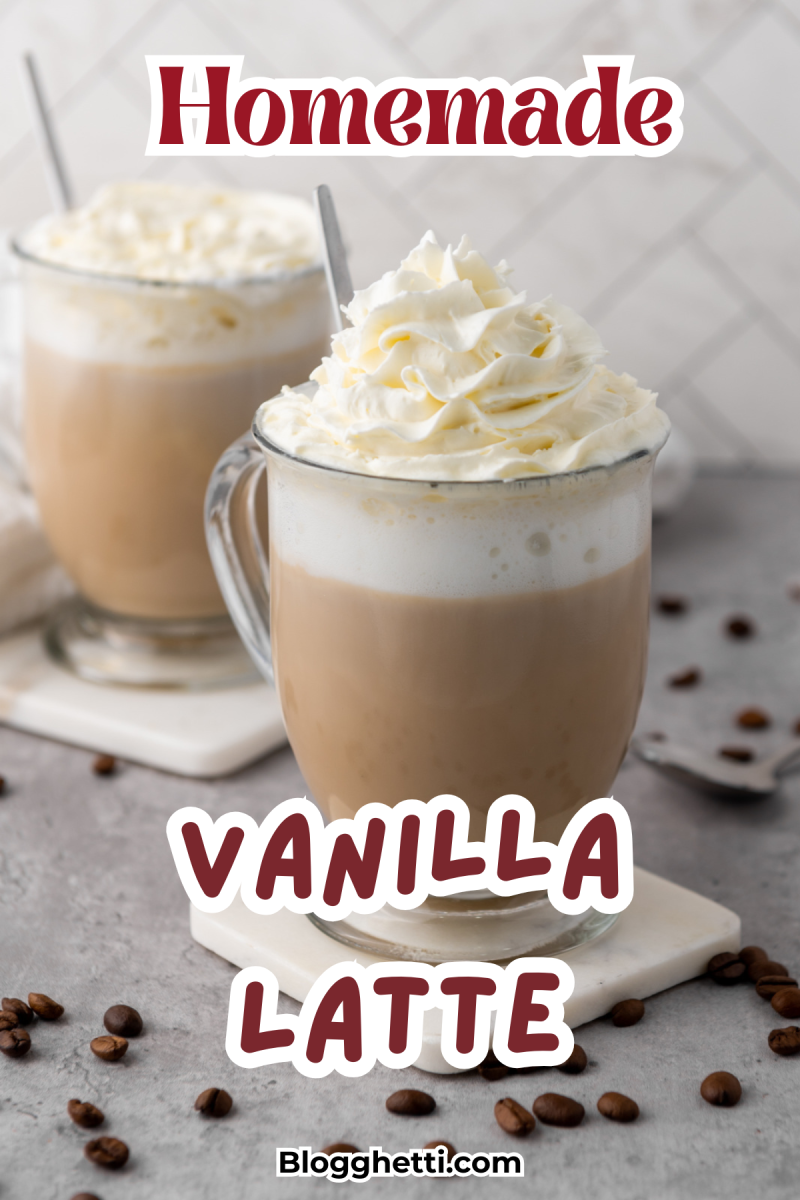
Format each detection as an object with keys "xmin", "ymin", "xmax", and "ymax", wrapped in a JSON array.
[
  {"xmin": 21, "ymin": 182, "xmax": 319, "ymax": 282},
  {"xmin": 260, "ymin": 231, "xmax": 669, "ymax": 480}
]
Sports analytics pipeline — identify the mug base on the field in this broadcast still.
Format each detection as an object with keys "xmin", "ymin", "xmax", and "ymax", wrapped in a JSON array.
[
  {"xmin": 45, "ymin": 597, "xmax": 259, "ymax": 690},
  {"xmin": 308, "ymin": 893, "xmax": 617, "ymax": 965}
]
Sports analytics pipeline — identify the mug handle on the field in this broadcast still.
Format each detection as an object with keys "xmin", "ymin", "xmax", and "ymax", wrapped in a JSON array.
[{"xmin": 205, "ymin": 432, "xmax": 273, "ymax": 684}]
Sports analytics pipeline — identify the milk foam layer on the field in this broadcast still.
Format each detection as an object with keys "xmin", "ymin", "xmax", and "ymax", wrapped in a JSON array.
[
  {"xmin": 18, "ymin": 183, "xmax": 328, "ymax": 367},
  {"xmin": 22, "ymin": 182, "xmax": 319, "ymax": 281},
  {"xmin": 268, "ymin": 447, "xmax": 653, "ymax": 598},
  {"xmin": 259, "ymin": 231, "xmax": 669, "ymax": 482}
]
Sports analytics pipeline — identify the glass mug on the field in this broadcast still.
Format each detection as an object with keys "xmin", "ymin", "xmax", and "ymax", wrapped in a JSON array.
[
  {"xmin": 207, "ymin": 407, "xmax": 665, "ymax": 962},
  {"xmin": 13, "ymin": 244, "xmax": 329, "ymax": 688}
]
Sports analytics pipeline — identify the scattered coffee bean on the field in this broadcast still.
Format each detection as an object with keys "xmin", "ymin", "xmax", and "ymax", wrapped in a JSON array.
[
  {"xmin": 557, "ymin": 1044, "xmax": 587, "ymax": 1074},
  {"xmin": 90, "ymin": 1035, "xmax": 128, "ymax": 1062},
  {"xmin": 597, "ymin": 1092, "xmax": 640, "ymax": 1122},
  {"xmin": 756, "ymin": 975, "xmax": 797, "ymax": 1001},
  {"xmin": 194, "ymin": 1088, "xmax": 233, "ymax": 1117},
  {"xmin": 28, "ymin": 992, "xmax": 64, "ymax": 1020},
  {"xmin": 533, "ymin": 1092, "xmax": 585, "ymax": 1127},
  {"xmin": 424, "ymin": 1141, "xmax": 456, "ymax": 1161},
  {"xmin": 644, "ymin": 731, "xmax": 667, "ymax": 741},
  {"xmin": 0, "ymin": 1028, "xmax": 31, "ymax": 1058},
  {"xmin": 740, "ymin": 946, "xmax": 768, "ymax": 967},
  {"xmin": 84, "ymin": 1136, "xmax": 129, "ymax": 1170},
  {"xmin": 69, "ymin": 1194, "xmax": 102, "ymax": 1200},
  {"xmin": 494, "ymin": 1097, "xmax": 535, "ymax": 1136},
  {"xmin": 707, "ymin": 952, "xmax": 746, "ymax": 985},
  {"xmin": 67, "ymin": 1099, "xmax": 105, "ymax": 1129},
  {"xmin": 92, "ymin": 753, "xmax": 117, "ymax": 776},
  {"xmin": 2, "ymin": 997, "xmax": 33, "ymax": 1026},
  {"xmin": 478, "ymin": 1051, "xmax": 509, "ymax": 1080},
  {"xmin": 657, "ymin": 595, "xmax": 688, "ymax": 615},
  {"xmin": 794, "ymin": 717, "xmax": 800, "ymax": 736},
  {"xmin": 700, "ymin": 1071, "xmax": 741, "ymax": 1107},
  {"xmin": 725, "ymin": 615, "xmax": 756, "ymax": 639},
  {"xmin": 386, "ymin": 1089, "xmax": 435, "ymax": 1116},
  {"xmin": 611, "ymin": 998, "xmax": 645, "ymax": 1027},
  {"xmin": 321, "ymin": 1143, "xmax": 358, "ymax": 1154},
  {"xmin": 748, "ymin": 959, "xmax": 788, "ymax": 983},
  {"xmin": 0, "ymin": 1011, "xmax": 19, "ymax": 1032},
  {"xmin": 0, "ymin": 775, "xmax": 5, "ymax": 795},
  {"xmin": 771, "ymin": 987, "xmax": 800, "ymax": 1019},
  {"xmin": 736, "ymin": 707, "xmax": 770, "ymax": 730},
  {"xmin": 718, "ymin": 746, "xmax": 754, "ymax": 763},
  {"xmin": 768, "ymin": 1026, "xmax": 800, "ymax": 1057},
  {"xmin": 103, "ymin": 1004, "xmax": 143, "ymax": 1038},
  {"xmin": 668, "ymin": 667, "xmax": 702, "ymax": 689}
]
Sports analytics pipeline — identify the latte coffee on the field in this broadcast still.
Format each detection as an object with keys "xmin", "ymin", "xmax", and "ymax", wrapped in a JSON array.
[{"xmin": 16, "ymin": 182, "xmax": 329, "ymax": 684}]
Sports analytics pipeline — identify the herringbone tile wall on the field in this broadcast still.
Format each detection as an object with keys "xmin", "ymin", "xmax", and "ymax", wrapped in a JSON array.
[{"xmin": 1, "ymin": 0, "xmax": 798, "ymax": 464}]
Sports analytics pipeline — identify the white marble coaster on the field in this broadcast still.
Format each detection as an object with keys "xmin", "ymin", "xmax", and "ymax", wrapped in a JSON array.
[
  {"xmin": 0, "ymin": 626, "xmax": 285, "ymax": 776},
  {"xmin": 191, "ymin": 866, "xmax": 740, "ymax": 1074}
]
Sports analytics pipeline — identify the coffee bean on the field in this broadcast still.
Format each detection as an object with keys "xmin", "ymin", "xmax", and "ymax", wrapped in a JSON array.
[
  {"xmin": 0, "ymin": 775, "xmax": 5, "ymax": 795},
  {"xmin": 478, "ymin": 1051, "xmax": 509, "ymax": 1080},
  {"xmin": 611, "ymin": 998, "xmax": 645, "ymax": 1027},
  {"xmin": 771, "ymin": 987, "xmax": 800, "ymax": 1019},
  {"xmin": 668, "ymin": 667, "xmax": 702, "ymax": 688},
  {"xmin": 657, "ymin": 595, "xmax": 688, "ymax": 615},
  {"xmin": 740, "ymin": 946, "xmax": 768, "ymax": 967},
  {"xmin": 700, "ymin": 1071, "xmax": 741, "ymax": 1107},
  {"xmin": 557, "ymin": 1044, "xmax": 587, "ymax": 1074},
  {"xmin": 794, "ymin": 718, "xmax": 800, "ymax": 736},
  {"xmin": 69, "ymin": 1194, "xmax": 102, "ymax": 1200},
  {"xmin": 386, "ymin": 1088, "xmax": 435, "ymax": 1116},
  {"xmin": 718, "ymin": 746, "xmax": 754, "ymax": 763},
  {"xmin": 90, "ymin": 1035, "xmax": 128, "ymax": 1062},
  {"xmin": 194, "ymin": 1088, "xmax": 233, "ymax": 1117},
  {"xmin": 28, "ymin": 992, "xmax": 64, "ymax": 1020},
  {"xmin": 725, "ymin": 615, "xmax": 756, "ymax": 639},
  {"xmin": 533, "ymin": 1092, "xmax": 585, "ymax": 1127},
  {"xmin": 92, "ymin": 754, "xmax": 117, "ymax": 776},
  {"xmin": 0, "ymin": 1011, "xmax": 19, "ymax": 1032},
  {"xmin": 736, "ymin": 707, "xmax": 770, "ymax": 730},
  {"xmin": 321, "ymin": 1143, "xmax": 358, "ymax": 1154},
  {"xmin": 67, "ymin": 1099, "xmax": 105, "ymax": 1128},
  {"xmin": 494, "ymin": 1097, "xmax": 535, "ymax": 1136},
  {"xmin": 748, "ymin": 959, "xmax": 788, "ymax": 983},
  {"xmin": 755, "ymin": 975, "xmax": 797, "ymax": 1001},
  {"xmin": 84, "ymin": 1136, "xmax": 129, "ymax": 1170},
  {"xmin": 597, "ymin": 1092, "xmax": 640, "ymax": 1122},
  {"xmin": 768, "ymin": 1026, "xmax": 800, "ymax": 1057},
  {"xmin": 103, "ymin": 1004, "xmax": 143, "ymax": 1038},
  {"xmin": 707, "ymin": 952, "xmax": 746, "ymax": 985},
  {"xmin": 2, "ymin": 997, "xmax": 33, "ymax": 1026},
  {"xmin": 424, "ymin": 1141, "xmax": 456, "ymax": 1161},
  {"xmin": 0, "ymin": 1028, "xmax": 31, "ymax": 1058}
]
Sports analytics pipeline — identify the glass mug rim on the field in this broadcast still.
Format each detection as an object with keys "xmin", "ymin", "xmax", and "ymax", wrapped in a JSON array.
[
  {"xmin": 10, "ymin": 235, "xmax": 325, "ymax": 293},
  {"xmin": 252, "ymin": 407, "xmax": 665, "ymax": 493}
]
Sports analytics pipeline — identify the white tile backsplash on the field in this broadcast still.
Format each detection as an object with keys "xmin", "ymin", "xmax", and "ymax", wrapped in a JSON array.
[{"xmin": 0, "ymin": 0, "xmax": 798, "ymax": 464}]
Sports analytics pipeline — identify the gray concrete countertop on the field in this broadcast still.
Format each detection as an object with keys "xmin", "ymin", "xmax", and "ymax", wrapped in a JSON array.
[{"xmin": 2, "ymin": 471, "xmax": 800, "ymax": 1200}]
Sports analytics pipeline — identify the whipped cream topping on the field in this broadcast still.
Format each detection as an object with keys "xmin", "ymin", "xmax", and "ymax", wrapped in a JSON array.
[
  {"xmin": 21, "ymin": 182, "xmax": 319, "ymax": 282},
  {"xmin": 259, "ymin": 232, "xmax": 669, "ymax": 480}
]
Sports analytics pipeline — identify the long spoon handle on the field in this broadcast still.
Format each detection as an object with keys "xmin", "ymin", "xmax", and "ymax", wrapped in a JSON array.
[
  {"xmin": 313, "ymin": 185, "xmax": 353, "ymax": 332},
  {"xmin": 20, "ymin": 52, "xmax": 73, "ymax": 212}
]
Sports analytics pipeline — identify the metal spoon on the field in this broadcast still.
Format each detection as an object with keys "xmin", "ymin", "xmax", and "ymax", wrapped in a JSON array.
[
  {"xmin": 631, "ymin": 735, "xmax": 800, "ymax": 798},
  {"xmin": 313, "ymin": 184, "xmax": 353, "ymax": 332},
  {"xmin": 20, "ymin": 52, "xmax": 73, "ymax": 212}
]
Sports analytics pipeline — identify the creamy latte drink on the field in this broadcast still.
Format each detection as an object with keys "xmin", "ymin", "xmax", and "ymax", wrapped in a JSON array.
[
  {"xmin": 16, "ymin": 182, "xmax": 329, "ymax": 684},
  {"xmin": 208, "ymin": 230, "xmax": 669, "ymax": 958}
]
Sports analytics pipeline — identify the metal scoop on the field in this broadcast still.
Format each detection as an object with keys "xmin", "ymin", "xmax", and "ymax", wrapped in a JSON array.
[{"xmin": 631, "ymin": 735, "xmax": 800, "ymax": 798}]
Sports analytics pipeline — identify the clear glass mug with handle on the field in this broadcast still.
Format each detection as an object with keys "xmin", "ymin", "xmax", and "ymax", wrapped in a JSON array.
[{"xmin": 206, "ymin": 403, "xmax": 664, "ymax": 963}]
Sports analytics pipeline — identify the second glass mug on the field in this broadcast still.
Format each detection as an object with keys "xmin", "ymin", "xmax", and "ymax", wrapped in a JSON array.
[{"xmin": 207, "ymin": 409, "xmax": 664, "ymax": 963}]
